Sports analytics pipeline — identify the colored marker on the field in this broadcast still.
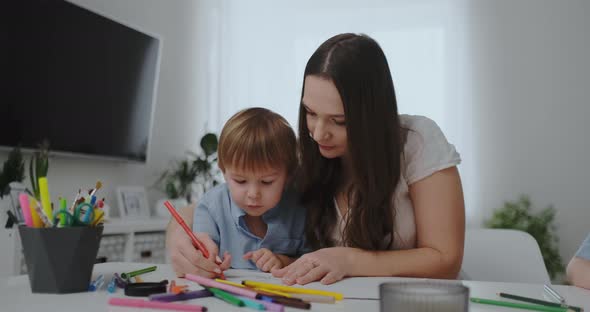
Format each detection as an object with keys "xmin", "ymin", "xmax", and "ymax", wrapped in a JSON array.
[
  {"xmin": 208, "ymin": 287, "xmax": 244, "ymax": 307},
  {"xmin": 108, "ymin": 297, "xmax": 207, "ymax": 312},
  {"xmin": 113, "ymin": 273, "xmax": 127, "ymax": 288},
  {"xmin": 260, "ymin": 296, "xmax": 311, "ymax": 310},
  {"xmin": 32, "ymin": 200, "xmax": 52, "ymax": 227},
  {"xmin": 237, "ymin": 296, "xmax": 266, "ymax": 310},
  {"xmin": 237, "ymin": 296, "xmax": 284, "ymax": 312},
  {"xmin": 89, "ymin": 274, "xmax": 105, "ymax": 291},
  {"xmin": 18, "ymin": 193, "xmax": 33, "ymax": 227},
  {"xmin": 91, "ymin": 209, "xmax": 104, "ymax": 226},
  {"xmin": 38, "ymin": 177, "xmax": 52, "ymax": 218},
  {"xmin": 471, "ymin": 297, "xmax": 571, "ymax": 312},
  {"xmin": 498, "ymin": 293, "xmax": 582, "ymax": 312},
  {"xmin": 149, "ymin": 289, "xmax": 213, "ymax": 302},
  {"xmin": 107, "ymin": 276, "xmax": 117, "ymax": 293},
  {"xmin": 185, "ymin": 274, "xmax": 258, "ymax": 299},
  {"xmin": 58, "ymin": 197, "xmax": 67, "ymax": 226},
  {"xmin": 243, "ymin": 280, "xmax": 343, "ymax": 300},
  {"xmin": 121, "ymin": 265, "xmax": 157, "ymax": 280},
  {"xmin": 28, "ymin": 197, "xmax": 43, "ymax": 228}
]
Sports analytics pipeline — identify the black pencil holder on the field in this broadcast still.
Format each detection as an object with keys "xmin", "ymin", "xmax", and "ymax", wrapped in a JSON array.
[{"xmin": 18, "ymin": 225, "xmax": 103, "ymax": 293}]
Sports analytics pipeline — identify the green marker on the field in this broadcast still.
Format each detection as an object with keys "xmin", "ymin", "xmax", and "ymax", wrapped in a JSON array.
[
  {"xmin": 208, "ymin": 287, "xmax": 244, "ymax": 307},
  {"xmin": 59, "ymin": 198, "xmax": 67, "ymax": 226},
  {"xmin": 120, "ymin": 265, "xmax": 157, "ymax": 280},
  {"xmin": 237, "ymin": 296, "xmax": 266, "ymax": 310},
  {"xmin": 470, "ymin": 298, "xmax": 574, "ymax": 312}
]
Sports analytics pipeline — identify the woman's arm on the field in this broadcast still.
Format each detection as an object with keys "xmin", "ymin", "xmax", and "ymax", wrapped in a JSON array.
[
  {"xmin": 349, "ymin": 166, "xmax": 465, "ymax": 278},
  {"xmin": 567, "ymin": 256, "xmax": 590, "ymax": 289},
  {"xmin": 273, "ymin": 166, "xmax": 465, "ymax": 284}
]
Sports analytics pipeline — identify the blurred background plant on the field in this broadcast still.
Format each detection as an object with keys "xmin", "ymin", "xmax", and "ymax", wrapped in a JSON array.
[
  {"xmin": 155, "ymin": 133, "xmax": 219, "ymax": 203},
  {"xmin": 485, "ymin": 194, "xmax": 563, "ymax": 280},
  {"xmin": 28, "ymin": 140, "xmax": 50, "ymax": 200},
  {"xmin": 0, "ymin": 147, "xmax": 25, "ymax": 199}
]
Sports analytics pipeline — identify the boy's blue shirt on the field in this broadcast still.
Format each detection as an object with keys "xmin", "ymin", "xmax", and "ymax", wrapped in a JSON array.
[
  {"xmin": 575, "ymin": 232, "xmax": 590, "ymax": 260},
  {"xmin": 192, "ymin": 183, "xmax": 308, "ymax": 270}
]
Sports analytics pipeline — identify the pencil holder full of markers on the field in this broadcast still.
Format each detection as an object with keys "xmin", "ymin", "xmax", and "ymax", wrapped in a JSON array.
[{"xmin": 17, "ymin": 178, "xmax": 105, "ymax": 293}]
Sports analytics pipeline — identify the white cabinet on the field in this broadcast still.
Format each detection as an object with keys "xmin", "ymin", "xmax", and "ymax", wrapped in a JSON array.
[{"xmin": 98, "ymin": 218, "xmax": 170, "ymax": 265}]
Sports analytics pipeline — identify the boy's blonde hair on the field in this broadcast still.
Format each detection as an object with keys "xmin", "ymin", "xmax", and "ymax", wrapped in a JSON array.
[{"xmin": 218, "ymin": 107, "xmax": 297, "ymax": 175}]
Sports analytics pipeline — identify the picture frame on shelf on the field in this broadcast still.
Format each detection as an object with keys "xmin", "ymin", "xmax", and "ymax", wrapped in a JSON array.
[{"xmin": 116, "ymin": 186, "xmax": 150, "ymax": 219}]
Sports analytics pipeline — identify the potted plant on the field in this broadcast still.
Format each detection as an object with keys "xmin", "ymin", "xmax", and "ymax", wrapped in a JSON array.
[
  {"xmin": 0, "ymin": 147, "xmax": 26, "ymax": 225},
  {"xmin": 485, "ymin": 195, "xmax": 564, "ymax": 280},
  {"xmin": 154, "ymin": 133, "xmax": 220, "ymax": 217}
]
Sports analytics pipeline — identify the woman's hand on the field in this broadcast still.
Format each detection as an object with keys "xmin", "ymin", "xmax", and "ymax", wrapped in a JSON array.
[
  {"xmin": 271, "ymin": 247, "xmax": 356, "ymax": 285},
  {"xmin": 167, "ymin": 226, "xmax": 231, "ymax": 277},
  {"xmin": 243, "ymin": 248, "xmax": 285, "ymax": 272}
]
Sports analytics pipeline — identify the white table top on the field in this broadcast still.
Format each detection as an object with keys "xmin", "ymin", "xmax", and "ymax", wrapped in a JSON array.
[{"xmin": 1, "ymin": 262, "xmax": 589, "ymax": 312}]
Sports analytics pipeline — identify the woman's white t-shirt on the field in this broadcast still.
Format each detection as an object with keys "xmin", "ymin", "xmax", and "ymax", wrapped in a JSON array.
[{"xmin": 331, "ymin": 114, "xmax": 461, "ymax": 249}]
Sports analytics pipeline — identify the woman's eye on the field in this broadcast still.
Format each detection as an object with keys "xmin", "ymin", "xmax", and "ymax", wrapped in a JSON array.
[
  {"xmin": 261, "ymin": 180, "xmax": 274, "ymax": 185},
  {"xmin": 306, "ymin": 110, "xmax": 316, "ymax": 117},
  {"xmin": 233, "ymin": 179, "xmax": 246, "ymax": 184},
  {"xmin": 333, "ymin": 119, "xmax": 346, "ymax": 126}
]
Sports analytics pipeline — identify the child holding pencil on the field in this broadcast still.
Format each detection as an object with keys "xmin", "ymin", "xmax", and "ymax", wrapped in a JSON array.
[{"xmin": 171, "ymin": 107, "xmax": 307, "ymax": 277}]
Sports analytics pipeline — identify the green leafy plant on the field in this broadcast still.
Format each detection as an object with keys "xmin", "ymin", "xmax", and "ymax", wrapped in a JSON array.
[
  {"xmin": 485, "ymin": 194, "xmax": 564, "ymax": 279},
  {"xmin": 156, "ymin": 133, "xmax": 219, "ymax": 203},
  {"xmin": 28, "ymin": 141, "xmax": 50, "ymax": 200},
  {"xmin": 0, "ymin": 147, "xmax": 26, "ymax": 198}
]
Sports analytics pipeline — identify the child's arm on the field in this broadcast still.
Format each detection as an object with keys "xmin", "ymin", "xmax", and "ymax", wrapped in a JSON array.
[
  {"xmin": 243, "ymin": 248, "xmax": 294, "ymax": 272},
  {"xmin": 567, "ymin": 256, "xmax": 590, "ymax": 289}
]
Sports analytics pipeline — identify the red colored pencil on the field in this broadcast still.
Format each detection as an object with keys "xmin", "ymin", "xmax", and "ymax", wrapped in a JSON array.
[{"xmin": 164, "ymin": 201, "xmax": 210, "ymax": 258}]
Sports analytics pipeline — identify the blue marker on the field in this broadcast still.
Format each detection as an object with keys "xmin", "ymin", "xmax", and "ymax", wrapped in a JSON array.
[
  {"xmin": 89, "ymin": 274, "xmax": 104, "ymax": 291},
  {"xmin": 107, "ymin": 275, "xmax": 117, "ymax": 293}
]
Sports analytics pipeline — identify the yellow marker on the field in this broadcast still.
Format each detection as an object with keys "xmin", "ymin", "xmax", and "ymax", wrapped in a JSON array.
[
  {"xmin": 215, "ymin": 279, "xmax": 293, "ymax": 297},
  {"xmin": 215, "ymin": 279, "xmax": 246, "ymax": 288},
  {"xmin": 29, "ymin": 197, "xmax": 43, "ymax": 228},
  {"xmin": 243, "ymin": 280, "xmax": 343, "ymax": 300},
  {"xmin": 38, "ymin": 177, "xmax": 52, "ymax": 218},
  {"xmin": 91, "ymin": 209, "xmax": 104, "ymax": 226}
]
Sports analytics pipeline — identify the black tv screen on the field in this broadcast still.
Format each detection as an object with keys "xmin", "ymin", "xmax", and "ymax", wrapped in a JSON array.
[{"xmin": 0, "ymin": 0, "xmax": 161, "ymax": 162}]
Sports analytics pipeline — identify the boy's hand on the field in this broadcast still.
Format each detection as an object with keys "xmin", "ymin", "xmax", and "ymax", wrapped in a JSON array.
[
  {"xmin": 243, "ymin": 248, "xmax": 284, "ymax": 272},
  {"xmin": 168, "ymin": 230, "xmax": 231, "ymax": 278}
]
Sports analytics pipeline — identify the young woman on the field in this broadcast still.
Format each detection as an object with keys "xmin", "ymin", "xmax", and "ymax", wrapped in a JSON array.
[{"xmin": 166, "ymin": 33, "xmax": 465, "ymax": 285}]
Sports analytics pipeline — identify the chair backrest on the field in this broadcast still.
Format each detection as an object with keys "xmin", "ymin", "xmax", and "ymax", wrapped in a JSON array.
[{"xmin": 460, "ymin": 228, "xmax": 550, "ymax": 283}]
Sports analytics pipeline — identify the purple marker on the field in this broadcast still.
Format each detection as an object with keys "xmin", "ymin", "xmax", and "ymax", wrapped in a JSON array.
[
  {"xmin": 114, "ymin": 273, "xmax": 127, "ymax": 288},
  {"xmin": 149, "ymin": 289, "xmax": 213, "ymax": 302}
]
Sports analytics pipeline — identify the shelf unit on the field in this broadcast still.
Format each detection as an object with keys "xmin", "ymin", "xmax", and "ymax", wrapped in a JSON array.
[{"xmin": 98, "ymin": 218, "xmax": 170, "ymax": 264}]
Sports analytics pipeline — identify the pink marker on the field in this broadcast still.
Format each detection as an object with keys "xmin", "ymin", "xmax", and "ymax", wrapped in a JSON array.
[
  {"xmin": 18, "ymin": 193, "xmax": 33, "ymax": 227},
  {"xmin": 185, "ymin": 274, "xmax": 258, "ymax": 299},
  {"xmin": 108, "ymin": 297, "xmax": 207, "ymax": 311}
]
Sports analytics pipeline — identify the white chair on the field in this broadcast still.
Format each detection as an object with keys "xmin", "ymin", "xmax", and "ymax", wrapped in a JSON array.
[{"xmin": 460, "ymin": 228, "xmax": 550, "ymax": 284}]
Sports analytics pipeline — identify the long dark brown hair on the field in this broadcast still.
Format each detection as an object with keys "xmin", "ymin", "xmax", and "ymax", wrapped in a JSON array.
[{"xmin": 299, "ymin": 33, "xmax": 404, "ymax": 251}]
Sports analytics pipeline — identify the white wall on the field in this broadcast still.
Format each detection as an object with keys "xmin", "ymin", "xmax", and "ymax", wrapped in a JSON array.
[
  {"xmin": 467, "ymin": 0, "xmax": 590, "ymax": 270},
  {"xmin": 0, "ymin": 0, "xmax": 220, "ymax": 217}
]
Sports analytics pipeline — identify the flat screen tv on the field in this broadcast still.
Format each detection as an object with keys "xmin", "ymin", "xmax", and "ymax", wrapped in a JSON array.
[{"xmin": 0, "ymin": 0, "xmax": 161, "ymax": 162}]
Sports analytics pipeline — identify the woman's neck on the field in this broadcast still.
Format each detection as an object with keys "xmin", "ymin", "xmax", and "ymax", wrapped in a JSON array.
[{"xmin": 244, "ymin": 215, "xmax": 268, "ymax": 239}]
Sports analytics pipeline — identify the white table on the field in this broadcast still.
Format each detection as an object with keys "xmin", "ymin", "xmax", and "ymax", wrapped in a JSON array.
[{"xmin": 1, "ymin": 262, "xmax": 589, "ymax": 311}]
